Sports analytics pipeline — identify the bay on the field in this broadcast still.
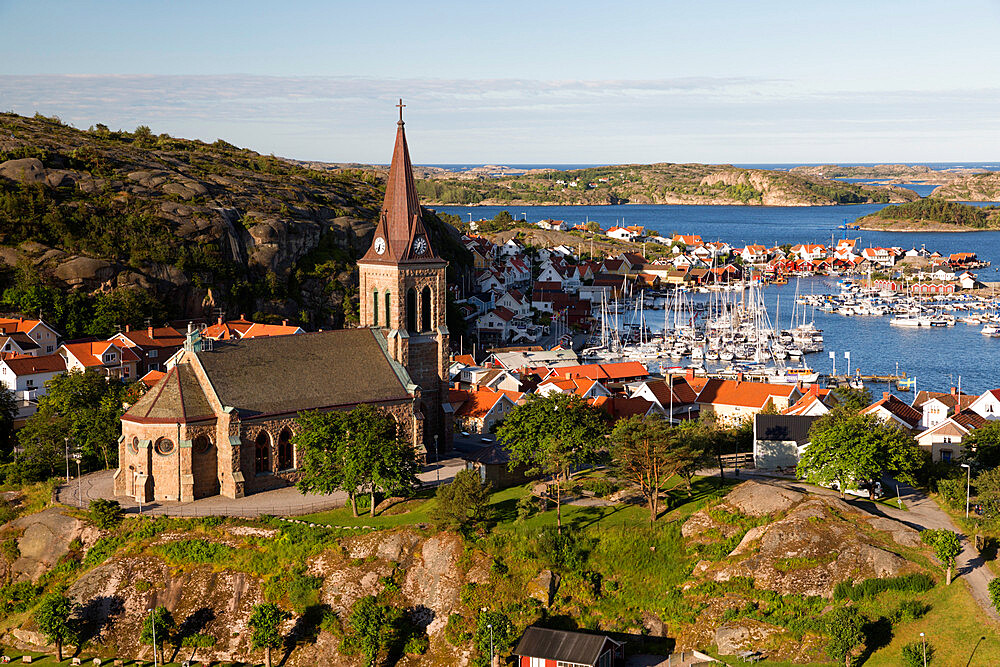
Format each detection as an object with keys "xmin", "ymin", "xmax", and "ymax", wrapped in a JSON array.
[{"xmin": 435, "ymin": 202, "xmax": 1000, "ymax": 395}]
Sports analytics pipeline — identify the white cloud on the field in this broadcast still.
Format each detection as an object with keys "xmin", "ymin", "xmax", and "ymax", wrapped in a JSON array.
[{"xmin": 1, "ymin": 74, "xmax": 998, "ymax": 163}]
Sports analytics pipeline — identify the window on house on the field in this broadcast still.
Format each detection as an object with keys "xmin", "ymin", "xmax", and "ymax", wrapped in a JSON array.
[
  {"xmin": 278, "ymin": 429, "xmax": 294, "ymax": 471},
  {"xmin": 941, "ymin": 449, "xmax": 953, "ymax": 462},
  {"xmin": 943, "ymin": 437, "xmax": 952, "ymax": 444},
  {"xmin": 26, "ymin": 379, "xmax": 34, "ymax": 387},
  {"xmin": 529, "ymin": 658, "xmax": 545, "ymax": 667},
  {"xmin": 149, "ymin": 350, "xmax": 158, "ymax": 358},
  {"xmin": 46, "ymin": 346, "xmax": 53, "ymax": 353}
]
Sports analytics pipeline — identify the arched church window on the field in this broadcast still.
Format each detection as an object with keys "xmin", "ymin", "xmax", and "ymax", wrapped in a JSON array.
[
  {"xmin": 384, "ymin": 291, "xmax": 391, "ymax": 328},
  {"xmin": 372, "ymin": 289, "xmax": 379, "ymax": 327},
  {"xmin": 421, "ymin": 286, "xmax": 432, "ymax": 332},
  {"xmin": 406, "ymin": 288, "xmax": 417, "ymax": 332},
  {"xmin": 255, "ymin": 431, "xmax": 271, "ymax": 474},
  {"xmin": 129, "ymin": 436, "xmax": 139, "ymax": 455},
  {"xmin": 154, "ymin": 438, "xmax": 174, "ymax": 456},
  {"xmin": 278, "ymin": 429, "xmax": 294, "ymax": 470}
]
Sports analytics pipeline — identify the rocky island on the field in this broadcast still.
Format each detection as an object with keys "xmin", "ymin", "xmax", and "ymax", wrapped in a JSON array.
[{"xmin": 857, "ymin": 198, "xmax": 1000, "ymax": 232}]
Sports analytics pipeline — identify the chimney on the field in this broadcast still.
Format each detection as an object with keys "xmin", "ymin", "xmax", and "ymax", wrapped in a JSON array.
[
  {"xmin": 125, "ymin": 324, "xmax": 130, "ymax": 333},
  {"xmin": 147, "ymin": 326, "xmax": 154, "ymax": 339},
  {"xmin": 810, "ymin": 384, "xmax": 821, "ymax": 397},
  {"xmin": 282, "ymin": 319, "xmax": 288, "ymax": 326},
  {"xmin": 737, "ymin": 372, "xmax": 744, "ymax": 383},
  {"xmin": 217, "ymin": 316, "xmax": 223, "ymax": 325},
  {"xmin": 240, "ymin": 313, "xmax": 246, "ymax": 320},
  {"xmin": 951, "ymin": 387, "xmax": 957, "ymax": 395},
  {"xmin": 686, "ymin": 368, "xmax": 694, "ymax": 380},
  {"xmin": 883, "ymin": 391, "xmax": 891, "ymax": 401}
]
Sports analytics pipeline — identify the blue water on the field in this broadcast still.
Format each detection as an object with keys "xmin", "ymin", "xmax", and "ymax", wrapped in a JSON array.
[
  {"xmin": 436, "ymin": 202, "xmax": 1000, "ymax": 395},
  {"xmin": 425, "ymin": 162, "xmax": 1000, "ymax": 174},
  {"xmin": 833, "ymin": 178, "xmax": 940, "ymax": 198}
]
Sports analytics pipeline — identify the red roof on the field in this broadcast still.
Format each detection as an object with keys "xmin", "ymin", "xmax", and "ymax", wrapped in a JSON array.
[
  {"xmin": 696, "ymin": 378, "xmax": 796, "ymax": 408},
  {"xmin": 861, "ymin": 393, "xmax": 922, "ymax": 428},
  {"xmin": 3, "ymin": 354, "xmax": 65, "ymax": 376},
  {"xmin": 241, "ymin": 322, "xmax": 304, "ymax": 339},
  {"xmin": 590, "ymin": 396, "xmax": 654, "ymax": 419},
  {"xmin": 0, "ymin": 317, "xmax": 44, "ymax": 335},
  {"xmin": 114, "ymin": 326, "xmax": 185, "ymax": 350},
  {"xmin": 452, "ymin": 354, "xmax": 477, "ymax": 367},
  {"xmin": 61, "ymin": 341, "xmax": 140, "ymax": 367},
  {"xmin": 202, "ymin": 317, "xmax": 255, "ymax": 340},
  {"xmin": 140, "ymin": 369, "xmax": 166, "ymax": 387},
  {"xmin": 555, "ymin": 361, "xmax": 649, "ymax": 382}
]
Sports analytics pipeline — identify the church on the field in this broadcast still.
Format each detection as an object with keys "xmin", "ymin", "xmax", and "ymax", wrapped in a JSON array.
[{"xmin": 114, "ymin": 108, "xmax": 453, "ymax": 502}]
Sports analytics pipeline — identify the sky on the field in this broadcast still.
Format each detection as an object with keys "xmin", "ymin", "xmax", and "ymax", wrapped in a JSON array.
[{"xmin": 1, "ymin": 0, "xmax": 1000, "ymax": 164}]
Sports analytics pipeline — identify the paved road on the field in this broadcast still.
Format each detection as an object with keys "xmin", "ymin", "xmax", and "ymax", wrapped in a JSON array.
[
  {"xmin": 733, "ymin": 470, "xmax": 999, "ymax": 622},
  {"xmin": 55, "ymin": 447, "xmax": 477, "ymax": 518}
]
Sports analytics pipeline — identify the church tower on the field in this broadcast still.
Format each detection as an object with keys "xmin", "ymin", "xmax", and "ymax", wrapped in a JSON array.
[{"xmin": 358, "ymin": 101, "xmax": 452, "ymax": 451}]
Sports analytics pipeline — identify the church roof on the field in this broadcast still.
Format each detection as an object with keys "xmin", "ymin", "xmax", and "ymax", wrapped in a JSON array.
[
  {"xmin": 194, "ymin": 328, "xmax": 413, "ymax": 418},
  {"xmin": 359, "ymin": 104, "xmax": 441, "ymax": 266},
  {"xmin": 123, "ymin": 363, "xmax": 215, "ymax": 424}
]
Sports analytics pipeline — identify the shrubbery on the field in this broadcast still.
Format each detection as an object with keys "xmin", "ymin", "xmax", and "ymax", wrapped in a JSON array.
[
  {"xmin": 832, "ymin": 573, "xmax": 935, "ymax": 601},
  {"xmin": 88, "ymin": 498, "xmax": 123, "ymax": 529}
]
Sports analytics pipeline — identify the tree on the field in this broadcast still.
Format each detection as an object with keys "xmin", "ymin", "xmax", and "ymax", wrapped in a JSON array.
[
  {"xmin": 295, "ymin": 405, "xmax": 418, "ymax": 517},
  {"xmin": 474, "ymin": 610, "xmax": 516, "ymax": 667},
  {"xmin": 611, "ymin": 415, "xmax": 699, "ymax": 524},
  {"xmin": 343, "ymin": 595, "xmax": 397, "ymax": 667},
  {"xmin": 797, "ymin": 411, "xmax": 924, "ymax": 498},
  {"xmin": 921, "ymin": 528, "xmax": 963, "ymax": 585},
  {"xmin": 140, "ymin": 605, "xmax": 175, "ymax": 665},
  {"xmin": 584, "ymin": 220, "xmax": 602, "ymax": 233},
  {"xmin": 963, "ymin": 420, "xmax": 1000, "ymax": 472},
  {"xmin": 0, "ymin": 384, "xmax": 15, "ymax": 458},
  {"xmin": 825, "ymin": 606, "xmax": 865, "ymax": 667},
  {"xmin": 88, "ymin": 498, "xmax": 123, "ymax": 529},
  {"xmin": 249, "ymin": 602, "xmax": 291, "ymax": 667},
  {"xmin": 988, "ymin": 577, "xmax": 1000, "ymax": 613},
  {"xmin": 975, "ymin": 467, "xmax": 1000, "ymax": 522},
  {"xmin": 17, "ymin": 370, "xmax": 127, "ymax": 477},
  {"xmin": 497, "ymin": 393, "xmax": 608, "ymax": 533},
  {"xmin": 431, "ymin": 469, "xmax": 492, "ymax": 531},
  {"xmin": 34, "ymin": 592, "xmax": 77, "ymax": 661},
  {"xmin": 831, "ymin": 386, "xmax": 873, "ymax": 413}
]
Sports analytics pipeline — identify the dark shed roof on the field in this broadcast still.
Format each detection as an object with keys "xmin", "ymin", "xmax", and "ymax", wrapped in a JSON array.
[
  {"xmin": 196, "ymin": 328, "xmax": 412, "ymax": 417},
  {"xmin": 513, "ymin": 626, "xmax": 616, "ymax": 665},
  {"xmin": 753, "ymin": 414, "xmax": 817, "ymax": 446}
]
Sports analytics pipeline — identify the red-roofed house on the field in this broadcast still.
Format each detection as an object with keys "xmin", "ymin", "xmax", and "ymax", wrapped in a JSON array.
[
  {"xmin": 537, "ymin": 377, "xmax": 611, "ymax": 400},
  {"xmin": 110, "ymin": 325, "xmax": 186, "ymax": 374},
  {"xmin": 449, "ymin": 387, "xmax": 521, "ymax": 434},
  {"xmin": 629, "ymin": 377, "xmax": 700, "ymax": 422},
  {"xmin": 860, "ymin": 392, "xmax": 922, "ymax": 430},
  {"xmin": 476, "ymin": 307, "xmax": 517, "ymax": 344},
  {"xmin": 782, "ymin": 385, "xmax": 837, "ymax": 417},
  {"xmin": 590, "ymin": 395, "xmax": 661, "ymax": 421},
  {"xmin": 553, "ymin": 361, "xmax": 650, "ymax": 384},
  {"xmin": 0, "ymin": 317, "xmax": 60, "ymax": 354},
  {"xmin": 607, "ymin": 226, "xmax": 639, "ymax": 241},
  {"xmin": 739, "ymin": 245, "xmax": 768, "ymax": 264},
  {"xmin": 201, "ymin": 316, "xmax": 256, "ymax": 340},
  {"xmin": 695, "ymin": 378, "xmax": 801, "ymax": 424},
  {"xmin": 58, "ymin": 341, "xmax": 140, "ymax": 381},
  {"xmin": 969, "ymin": 389, "xmax": 1000, "ymax": 421},
  {"xmin": 240, "ymin": 321, "xmax": 306, "ymax": 339},
  {"xmin": 915, "ymin": 410, "xmax": 986, "ymax": 462},
  {"xmin": 0, "ymin": 353, "xmax": 66, "ymax": 401}
]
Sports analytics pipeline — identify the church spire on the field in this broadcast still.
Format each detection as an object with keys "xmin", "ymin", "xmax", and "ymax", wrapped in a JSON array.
[{"xmin": 361, "ymin": 100, "xmax": 438, "ymax": 264}]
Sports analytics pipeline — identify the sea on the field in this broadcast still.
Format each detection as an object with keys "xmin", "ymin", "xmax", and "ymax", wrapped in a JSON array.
[{"xmin": 432, "ymin": 162, "xmax": 1000, "ymax": 395}]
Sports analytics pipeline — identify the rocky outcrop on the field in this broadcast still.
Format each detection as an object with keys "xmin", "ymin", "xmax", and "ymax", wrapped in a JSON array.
[
  {"xmin": 5, "ymin": 508, "xmax": 101, "ymax": 583},
  {"xmin": 931, "ymin": 172, "xmax": 1000, "ymax": 201},
  {"xmin": 688, "ymin": 483, "xmax": 923, "ymax": 598}
]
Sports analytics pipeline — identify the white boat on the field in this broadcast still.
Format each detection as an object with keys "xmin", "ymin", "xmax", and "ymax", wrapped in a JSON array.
[
  {"xmin": 890, "ymin": 315, "xmax": 922, "ymax": 327},
  {"xmin": 983, "ymin": 324, "xmax": 1000, "ymax": 337}
]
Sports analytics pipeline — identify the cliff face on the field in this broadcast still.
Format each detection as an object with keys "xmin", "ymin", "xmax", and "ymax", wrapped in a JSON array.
[
  {"xmin": 0, "ymin": 114, "xmax": 467, "ymax": 331},
  {"xmin": 412, "ymin": 162, "xmax": 919, "ymax": 207},
  {"xmin": 931, "ymin": 172, "xmax": 1000, "ymax": 201}
]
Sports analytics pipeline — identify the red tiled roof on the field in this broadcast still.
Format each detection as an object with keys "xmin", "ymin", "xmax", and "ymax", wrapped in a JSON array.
[
  {"xmin": 861, "ymin": 394, "xmax": 922, "ymax": 428},
  {"xmin": 555, "ymin": 361, "xmax": 649, "ymax": 382},
  {"xmin": 696, "ymin": 379, "xmax": 796, "ymax": 408},
  {"xmin": 140, "ymin": 369, "xmax": 166, "ymax": 387},
  {"xmin": 114, "ymin": 326, "xmax": 185, "ymax": 349},
  {"xmin": 241, "ymin": 323, "xmax": 304, "ymax": 339},
  {"xmin": 61, "ymin": 341, "xmax": 140, "ymax": 367},
  {"xmin": 452, "ymin": 354, "xmax": 477, "ymax": 367},
  {"xmin": 3, "ymin": 354, "xmax": 65, "ymax": 376}
]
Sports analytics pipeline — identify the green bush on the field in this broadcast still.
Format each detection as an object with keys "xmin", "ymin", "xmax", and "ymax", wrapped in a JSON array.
[
  {"xmin": 832, "ymin": 573, "xmax": 935, "ymax": 601},
  {"xmin": 179, "ymin": 633, "xmax": 216, "ymax": 648},
  {"xmin": 444, "ymin": 613, "xmax": 472, "ymax": 646},
  {"xmin": 89, "ymin": 498, "xmax": 124, "ymax": 529},
  {"xmin": 989, "ymin": 577, "xmax": 1000, "ymax": 612},
  {"xmin": 155, "ymin": 539, "xmax": 235, "ymax": 565},
  {"xmin": 582, "ymin": 478, "xmax": 619, "ymax": 498},
  {"xmin": 403, "ymin": 633, "xmax": 429, "ymax": 655},
  {"xmin": 82, "ymin": 535, "xmax": 123, "ymax": 568},
  {"xmin": 937, "ymin": 477, "xmax": 967, "ymax": 510},
  {"xmin": 902, "ymin": 639, "xmax": 933, "ymax": 666},
  {"xmin": 888, "ymin": 600, "xmax": 930, "ymax": 623}
]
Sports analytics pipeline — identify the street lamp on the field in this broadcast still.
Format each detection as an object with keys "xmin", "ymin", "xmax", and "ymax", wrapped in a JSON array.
[
  {"xmin": 920, "ymin": 632, "xmax": 926, "ymax": 667},
  {"xmin": 64, "ymin": 437, "xmax": 70, "ymax": 482},
  {"xmin": 961, "ymin": 463, "xmax": 972, "ymax": 519},
  {"xmin": 148, "ymin": 607, "xmax": 158, "ymax": 667},
  {"xmin": 487, "ymin": 623, "xmax": 494, "ymax": 665},
  {"xmin": 434, "ymin": 435, "xmax": 440, "ymax": 485},
  {"xmin": 72, "ymin": 453, "xmax": 82, "ymax": 506}
]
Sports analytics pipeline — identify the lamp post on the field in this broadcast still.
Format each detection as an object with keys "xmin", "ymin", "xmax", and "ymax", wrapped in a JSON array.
[
  {"xmin": 434, "ymin": 435, "xmax": 440, "ymax": 485},
  {"xmin": 148, "ymin": 607, "xmax": 158, "ymax": 667},
  {"xmin": 73, "ymin": 453, "xmax": 82, "ymax": 505},
  {"xmin": 920, "ymin": 632, "xmax": 926, "ymax": 667},
  {"xmin": 64, "ymin": 437, "xmax": 70, "ymax": 482},
  {"xmin": 961, "ymin": 463, "xmax": 972, "ymax": 519},
  {"xmin": 487, "ymin": 623, "xmax": 494, "ymax": 666}
]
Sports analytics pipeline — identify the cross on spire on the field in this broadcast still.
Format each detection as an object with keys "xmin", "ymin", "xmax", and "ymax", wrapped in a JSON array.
[{"xmin": 396, "ymin": 98, "xmax": 406, "ymax": 125}]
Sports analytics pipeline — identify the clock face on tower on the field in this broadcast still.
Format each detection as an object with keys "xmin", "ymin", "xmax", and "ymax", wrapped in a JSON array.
[
  {"xmin": 412, "ymin": 236, "xmax": 428, "ymax": 256},
  {"xmin": 373, "ymin": 237, "xmax": 386, "ymax": 255}
]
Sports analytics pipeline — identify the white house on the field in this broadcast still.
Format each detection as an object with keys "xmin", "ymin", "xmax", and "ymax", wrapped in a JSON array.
[
  {"xmin": 0, "ymin": 317, "xmax": 61, "ymax": 355},
  {"xmin": 537, "ymin": 377, "xmax": 611, "ymax": 400},
  {"xmin": 475, "ymin": 307, "xmax": 516, "ymax": 342},
  {"xmin": 496, "ymin": 290, "xmax": 531, "ymax": 318},
  {"xmin": 607, "ymin": 226, "xmax": 639, "ymax": 241},
  {"xmin": 0, "ymin": 354, "xmax": 66, "ymax": 401},
  {"xmin": 969, "ymin": 389, "xmax": 1000, "ymax": 420},
  {"xmin": 739, "ymin": 245, "xmax": 769, "ymax": 264},
  {"xmin": 914, "ymin": 412, "xmax": 985, "ymax": 463},
  {"xmin": 500, "ymin": 239, "xmax": 525, "ymax": 257}
]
